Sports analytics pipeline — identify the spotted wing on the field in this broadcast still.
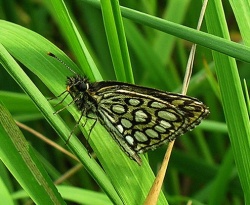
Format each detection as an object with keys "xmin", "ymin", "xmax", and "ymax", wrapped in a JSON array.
[{"xmin": 89, "ymin": 81, "xmax": 209, "ymax": 164}]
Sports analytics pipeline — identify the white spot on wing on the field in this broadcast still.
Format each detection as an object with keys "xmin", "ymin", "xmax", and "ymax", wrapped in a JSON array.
[
  {"xmin": 121, "ymin": 118, "xmax": 133, "ymax": 129},
  {"xmin": 134, "ymin": 131, "xmax": 148, "ymax": 142},
  {"xmin": 150, "ymin": 101, "xmax": 165, "ymax": 108},
  {"xmin": 159, "ymin": 120, "xmax": 172, "ymax": 129},
  {"xmin": 117, "ymin": 124, "xmax": 124, "ymax": 133},
  {"xmin": 125, "ymin": 135, "xmax": 134, "ymax": 145},
  {"xmin": 158, "ymin": 110, "xmax": 177, "ymax": 121},
  {"xmin": 155, "ymin": 125, "xmax": 167, "ymax": 133},
  {"xmin": 135, "ymin": 110, "xmax": 148, "ymax": 122},
  {"xmin": 128, "ymin": 99, "xmax": 140, "ymax": 106},
  {"xmin": 111, "ymin": 104, "xmax": 126, "ymax": 114},
  {"xmin": 145, "ymin": 128, "xmax": 159, "ymax": 138}
]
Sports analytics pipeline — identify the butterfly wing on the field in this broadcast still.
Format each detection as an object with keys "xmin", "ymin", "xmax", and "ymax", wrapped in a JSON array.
[{"xmin": 88, "ymin": 81, "xmax": 209, "ymax": 164}]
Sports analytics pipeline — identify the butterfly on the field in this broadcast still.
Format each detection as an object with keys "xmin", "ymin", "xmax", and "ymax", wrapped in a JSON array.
[{"xmin": 49, "ymin": 52, "xmax": 209, "ymax": 165}]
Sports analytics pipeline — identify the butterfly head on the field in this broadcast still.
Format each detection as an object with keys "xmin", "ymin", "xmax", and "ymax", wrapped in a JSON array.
[{"xmin": 66, "ymin": 75, "xmax": 89, "ymax": 94}]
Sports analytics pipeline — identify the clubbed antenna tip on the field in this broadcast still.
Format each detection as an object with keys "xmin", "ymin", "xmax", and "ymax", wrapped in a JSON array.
[
  {"xmin": 47, "ymin": 52, "xmax": 56, "ymax": 57},
  {"xmin": 47, "ymin": 52, "xmax": 77, "ymax": 75}
]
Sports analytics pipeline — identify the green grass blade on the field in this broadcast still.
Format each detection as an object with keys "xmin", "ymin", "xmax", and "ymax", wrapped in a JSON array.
[
  {"xmin": 0, "ymin": 102, "xmax": 65, "ymax": 204},
  {"xmin": 205, "ymin": 1, "xmax": 250, "ymax": 203},
  {"xmin": 100, "ymin": 0, "xmax": 134, "ymax": 82},
  {"xmin": 0, "ymin": 175, "xmax": 14, "ymax": 205},
  {"xmin": 229, "ymin": 0, "xmax": 250, "ymax": 45}
]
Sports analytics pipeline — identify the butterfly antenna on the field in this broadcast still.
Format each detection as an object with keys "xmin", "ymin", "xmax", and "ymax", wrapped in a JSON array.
[{"xmin": 48, "ymin": 52, "xmax": 77, "ymax": 75}]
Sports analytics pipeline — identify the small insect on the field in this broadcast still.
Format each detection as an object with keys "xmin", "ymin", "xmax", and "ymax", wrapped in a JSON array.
[{"xmin": 49, "ymin": 53, "xmax": 209, "ymax": 165}]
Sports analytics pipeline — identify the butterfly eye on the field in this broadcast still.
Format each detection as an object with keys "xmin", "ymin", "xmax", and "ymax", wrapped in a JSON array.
[{"xmin": 77, "ymin": 82, "xmax": 88, "ymax": 92}]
